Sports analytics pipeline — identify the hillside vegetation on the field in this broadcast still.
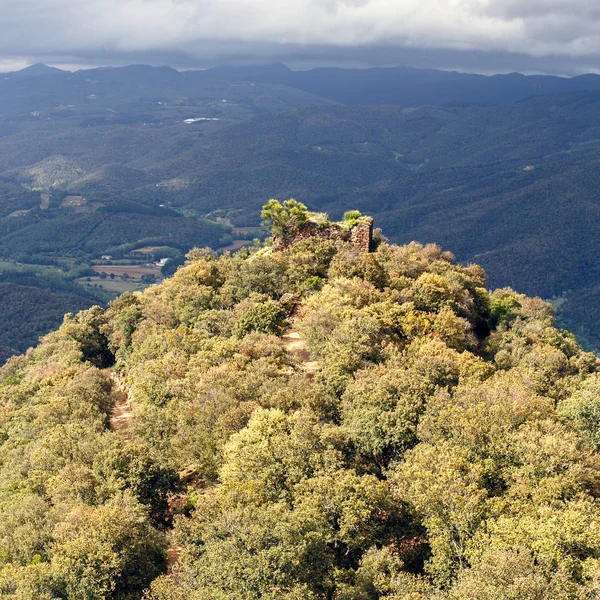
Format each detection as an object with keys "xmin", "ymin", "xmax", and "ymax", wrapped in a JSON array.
[
  {"xmin": 3, "ymin": 66, "xmax": 600, "ymax": 349},
  {"xmin": 2, "ymin": 213, "xmax": 600, "ymax": 599},
  {"xmin": 0, "ymin": 280, "xmax": 97, "ymax": 363},
  {"xmin": 0, "ymin": 64, "xmax": 336, "ymax": 357}
]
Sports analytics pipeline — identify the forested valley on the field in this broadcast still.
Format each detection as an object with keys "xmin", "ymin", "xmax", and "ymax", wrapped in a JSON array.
[
  {"xmin": 4, "ymin": 64, "xmax": 600, "ymax": 354},
  {"xmin": 2, "ymin": 204, "xmax": 600, "ymax": 599}
]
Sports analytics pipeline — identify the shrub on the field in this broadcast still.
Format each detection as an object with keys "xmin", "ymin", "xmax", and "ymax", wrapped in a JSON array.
[{"xmin": 233, "ymin": 300, "xmax": 288, "ymax": 338}]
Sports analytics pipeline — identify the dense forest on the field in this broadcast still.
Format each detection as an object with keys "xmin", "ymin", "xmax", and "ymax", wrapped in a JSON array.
[
  {"xmin": 3, "ymin": 65, "xmax": 600, "ymax": 349},
  {"xmin": 2, "ymin": 204, "xmax": 600, "ymax": 599},
  {"xmin": 0, "ymin": 280, "xmax": 96, "ymax": 363}
]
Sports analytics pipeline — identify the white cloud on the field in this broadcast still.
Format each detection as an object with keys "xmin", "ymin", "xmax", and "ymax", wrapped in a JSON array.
[{"xmin": 2, "ymin": 0, "xmax": 600, "ymax": 68}]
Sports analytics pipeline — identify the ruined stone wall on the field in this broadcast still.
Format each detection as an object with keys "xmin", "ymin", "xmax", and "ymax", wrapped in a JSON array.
[
  {"xmin": 349, "ymin": 218, "xmax": 373, "ymax": 253},
  {"xmin": 273, "ymin": 217, "xmax": 373, "ymax": 253}
]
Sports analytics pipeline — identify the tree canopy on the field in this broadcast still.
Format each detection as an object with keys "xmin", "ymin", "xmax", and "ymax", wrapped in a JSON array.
[
  {"xmin": 261, "ymin": 198, "xmax": 309, "ymax": 242},
  {"xmin": 1, "ymin": 218, "xmax": 600, "ymax": 599}
]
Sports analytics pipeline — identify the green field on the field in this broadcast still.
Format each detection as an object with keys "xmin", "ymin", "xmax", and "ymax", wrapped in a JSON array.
[{"xmin": 77, "ymin": 276, "xmax": 154, "ymax": 295}]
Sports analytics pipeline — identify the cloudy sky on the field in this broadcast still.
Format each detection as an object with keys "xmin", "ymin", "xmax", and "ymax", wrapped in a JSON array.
[{"xmin": 2, "ymin": 0, "xmax": 600, "ymax": 74}]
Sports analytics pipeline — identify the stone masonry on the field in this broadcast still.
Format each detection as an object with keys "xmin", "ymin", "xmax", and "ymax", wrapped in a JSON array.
[
  {"xmin": 349, "ymin": 218, "xmax": 374, "ymax": 253},
  {"xmin": 272, "ymin": 216, "xmax": 373, "ymax": 253}
]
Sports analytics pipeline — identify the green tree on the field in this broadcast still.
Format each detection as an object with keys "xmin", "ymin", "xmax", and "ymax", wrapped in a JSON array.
[
  {"xmin": 232, "ymin": 299, "xmax": 288, "ymax": 338},
  {"xmin": 261, "ymin": 199, "xmax": 309, "ymax": 243},
  {"xmin": 51, "ymin": 493, "xmax": 166, "ymax": 600}
]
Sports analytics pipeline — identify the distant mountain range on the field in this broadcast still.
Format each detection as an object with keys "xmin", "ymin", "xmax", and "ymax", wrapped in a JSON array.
[
  {"xmin": 5, "ymin": 62, "xmax": 600, "ymax": 108},
  {"xmin": 8, "ymin": 63, "xmax": 65, "ymax": 77},
  {"xmin": 200, "ymin": 63, "xmax": 600, "ymax": 106},
  {"xmin": 2, "ymin": 63, "xmax": 600, "ymax": 353}
]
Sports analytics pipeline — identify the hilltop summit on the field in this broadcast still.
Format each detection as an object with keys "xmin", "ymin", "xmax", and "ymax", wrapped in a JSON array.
[
  {"xmin": 1, "ymin": 207, "xmax": 599, "ymax": 598},
  {"xmin": 261, "ymin": 199, "xmax": 374, "ymax": 253},
  {"xmin": 12, "ymin": 63, "xmax": 66, "ymax": 77}
]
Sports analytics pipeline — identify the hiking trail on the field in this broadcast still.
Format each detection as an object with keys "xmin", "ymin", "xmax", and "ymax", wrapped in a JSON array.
[
  {"xmin": 282, "ymin": 330, "xmax": 320, "ymax": 375},
  {"xmin": 109, "ymin": 373, "xmax": 135, "ymax": 436}
]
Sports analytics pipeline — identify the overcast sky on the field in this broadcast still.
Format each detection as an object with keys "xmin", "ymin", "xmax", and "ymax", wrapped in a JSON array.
[{"xmin": 3, "ymin": 0, "xmax": 600, "ymax": 74}]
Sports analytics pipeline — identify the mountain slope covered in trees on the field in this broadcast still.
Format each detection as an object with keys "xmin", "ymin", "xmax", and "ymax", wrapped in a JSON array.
[
  {"xmin": 0, "ymin": 279, "xmax": 97, "ymax": 363},
  {"xmin": 4, "ymin": 64, "xmax": 600, "ymax": 354},
  {"xmin": 2, "ymin": 214, "xmax": 600, "ymax": 599},
  {"xmin": 6, "ymin": 91, "xmax": 600, "ymax": 346}
]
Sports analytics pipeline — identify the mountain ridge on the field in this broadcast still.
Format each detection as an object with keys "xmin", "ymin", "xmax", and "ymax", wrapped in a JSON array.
[
  {"xmin": 5, "ymin": 62, "xmax": 600, "ymax": 107},
  {"xmin": 2, "ymin": 65, "xmax": 600, "ymax": 355}
]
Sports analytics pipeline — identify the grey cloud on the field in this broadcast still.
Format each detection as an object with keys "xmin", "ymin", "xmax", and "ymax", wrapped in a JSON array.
[{"xmin": 2, "ymin": 0, "xmax": 600, "ymax": 74}]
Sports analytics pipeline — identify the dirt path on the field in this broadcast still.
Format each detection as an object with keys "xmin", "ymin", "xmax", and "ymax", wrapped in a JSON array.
[
  {"xmin": 167, "ymin": 544, "xmax": 184, "ymax": 573},
  {"xmin": 282, "ymin": 330, "xmax": 320, "ymax": 375},
  {"xmin": 108, "ymin": 372, "xmax": 186, "ymax": 571},
  {"xmin": 109, "ymin": 391, "xmax": 135, "ymax": 432},
  {"xmin": 109, "ymin": 373, "xmax": 135, "ymax": 435}
]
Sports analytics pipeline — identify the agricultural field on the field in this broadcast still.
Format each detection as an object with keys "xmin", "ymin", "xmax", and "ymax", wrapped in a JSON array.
[
  {"xmin": 218, "ymin": 239, "xmax": 252, "ymax": 252},
  {"xmin": 77, "ymin": 276, "xmax": 152, "ymax": 295},
  {"xmin": 131, "ymin": 245, "xmax": 173, "ymax": 254},
  {"xmin": 91, "ymin": 264, "xmax": 161, "ymax": 278}
]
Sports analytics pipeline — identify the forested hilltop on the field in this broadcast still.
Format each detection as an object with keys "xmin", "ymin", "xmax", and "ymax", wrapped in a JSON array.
[
  {"xmin": 6, "ymin": 64, "xmax": 600, "ymax": 352},
  {"xmin": 3, "ymin": 204, "xmax": 600, "ymax": 599}
]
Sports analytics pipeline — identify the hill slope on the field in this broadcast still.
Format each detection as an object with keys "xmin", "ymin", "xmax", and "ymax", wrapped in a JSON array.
[
  {"xmin": 4, "ymin": 66, "xmax": 600, "ymax": 352},
  {"xmin": 0, "ymin": 64, "xmax": 340, "ymax": 356},
  {"xmin": 2, "ymin": 230, "xmax": 600, "ymax": 598},
  {"xmin": 5, "ymin": 91, "xmax": 600, "ymax": 344}
]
